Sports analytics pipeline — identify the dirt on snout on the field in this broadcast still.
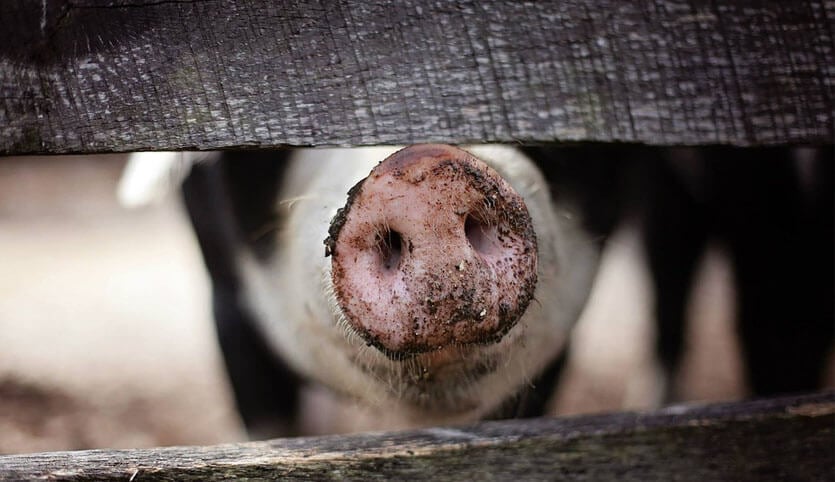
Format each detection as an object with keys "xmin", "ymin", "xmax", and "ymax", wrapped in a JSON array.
[{"xmin": 328, "ymin": 145, "xmax": 537, "ymax": 356}]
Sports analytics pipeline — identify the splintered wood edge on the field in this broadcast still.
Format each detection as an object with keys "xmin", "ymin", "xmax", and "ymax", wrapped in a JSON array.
[{"xmin": 0, "ymin": 391, "xmax": 832, "ymax": 481}]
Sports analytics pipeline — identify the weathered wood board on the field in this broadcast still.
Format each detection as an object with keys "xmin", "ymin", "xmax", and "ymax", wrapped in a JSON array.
[
  {"xmin": 0, "ymin": 391, "xmax": 832, "ymax": 481},
  {"xmin": 1, "ymin": 0, "xmax": 833, "ymax": 154}
]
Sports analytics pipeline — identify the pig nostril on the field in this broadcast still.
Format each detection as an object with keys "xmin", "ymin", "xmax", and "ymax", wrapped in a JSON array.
[
  {"xmin": 465, "ymin": 214, "xmax": 499, "ymax": 257},
  {"xmin": 376, "ymin": 229, "xmax": 403, "ymax": 271}
]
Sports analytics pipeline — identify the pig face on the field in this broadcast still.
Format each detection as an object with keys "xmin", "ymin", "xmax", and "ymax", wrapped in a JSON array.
[{"xmin": 236, "ymin": 144, "xmax": 599, "ymax": 425}]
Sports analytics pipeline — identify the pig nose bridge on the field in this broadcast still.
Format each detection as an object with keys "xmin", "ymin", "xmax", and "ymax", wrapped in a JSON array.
[
  {"xmin": 405, "ymin": 220, "xmax": 472, "ymax": 260},
  {"xmin": 401, "ymin": 203, "xmax": 469, "ymax": 244},
  {"xmin": 379, "ymin": 190, "xmax": 468, "ymax": 236}
]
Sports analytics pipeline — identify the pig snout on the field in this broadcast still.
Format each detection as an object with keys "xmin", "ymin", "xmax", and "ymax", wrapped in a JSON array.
[{"xmin": 325, "ymin": 144, "xmax": 538, "ymax": 357}]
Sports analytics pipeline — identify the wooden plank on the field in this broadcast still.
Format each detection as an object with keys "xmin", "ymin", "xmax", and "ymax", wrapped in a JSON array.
[
  {"xmin": 0, "ymin": 1, "xmax": 832, "ymax": 154},
  {"xmin": 0, "ymin": 391, "xmax": 832, "ymax": 481}
]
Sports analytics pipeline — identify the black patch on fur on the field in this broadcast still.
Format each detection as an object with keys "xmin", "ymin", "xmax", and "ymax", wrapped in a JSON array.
[
  {"xmin": 522, "ymin": 144, "xmax": 649, "ymax": 241},
  {"xmin": 219, "ymin": 150, "xmax": 292, "ymax": 261},
  {"xmin": 182, "ymin": 153, "xmax": 302, "ymax": 438}
]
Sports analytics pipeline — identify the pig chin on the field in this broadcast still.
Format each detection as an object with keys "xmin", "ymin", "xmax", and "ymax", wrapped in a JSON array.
[{"xmin": 332, "ymin": 302, "xmax": 528, "ymax": 413}]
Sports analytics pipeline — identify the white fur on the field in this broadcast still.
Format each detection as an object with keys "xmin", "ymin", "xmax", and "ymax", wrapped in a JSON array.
[
  {"xmin": 117, "ymin": 151, "xmax": 208, "ymax": 208},
  {"xmin": 239, "ymin": 146, "xmax": 600, "ymax": 428}
]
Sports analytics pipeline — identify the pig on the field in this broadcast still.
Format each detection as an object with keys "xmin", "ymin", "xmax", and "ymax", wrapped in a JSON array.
[
  {"xmin": 121, "ymin": 144, "xmax": 832, "ymax": 439},
  {"xmin": 167, "ymin": 144, "xmax": 633, "ymax": 437}
]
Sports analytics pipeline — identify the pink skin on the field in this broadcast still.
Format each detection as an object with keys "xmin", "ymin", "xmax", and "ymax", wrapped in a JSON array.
[{"xmin": 326, "ymin": 144, "xmax": 538, "ymax": 357}]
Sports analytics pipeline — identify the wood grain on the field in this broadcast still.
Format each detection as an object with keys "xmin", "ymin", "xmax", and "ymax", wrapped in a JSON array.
[
  {"xmin": 1, "ymin": 0, "xmax": 832, "ymax": 154},
  {"xmin": 0, "ymin": 391, "xmax": 832, "ymax": 481}
]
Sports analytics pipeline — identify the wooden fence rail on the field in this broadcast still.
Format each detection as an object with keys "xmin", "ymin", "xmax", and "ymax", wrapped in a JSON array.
[
  {"xmin": 1, "ymin": 0, "xmax": 833, "ymax": 155},
  {"xmin": 0, "ymin": 391, "xmax": 832, "ymax": 481}
]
